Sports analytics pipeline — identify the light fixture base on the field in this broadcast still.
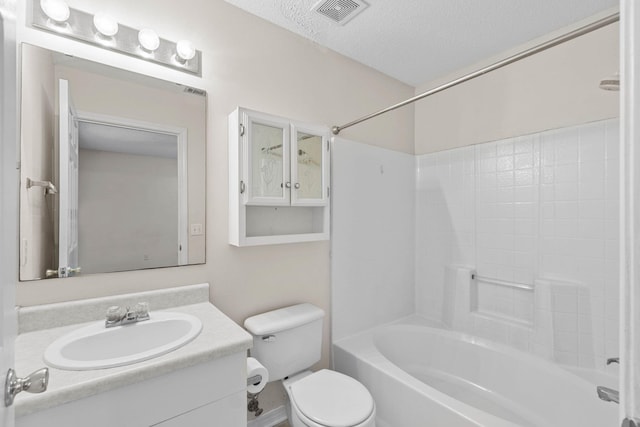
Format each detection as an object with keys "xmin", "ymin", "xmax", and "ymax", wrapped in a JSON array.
[{"xmin": 30, "ymin": 0, "xmax": 201, "ymax": 76}]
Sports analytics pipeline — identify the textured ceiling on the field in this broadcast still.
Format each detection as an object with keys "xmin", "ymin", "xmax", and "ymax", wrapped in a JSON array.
[{"xmin": 224, "ymin": 0, "xmax": 618, "ymax": 87}]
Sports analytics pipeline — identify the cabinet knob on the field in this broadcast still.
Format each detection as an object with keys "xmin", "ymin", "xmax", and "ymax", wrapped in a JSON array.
[
  {"xmin": 285, "ymin": 182, "xmax": 291, "ymax": 189},
  {"xmin": 294, "ymin": 183, "xmax": 300, "ymax": 189}
]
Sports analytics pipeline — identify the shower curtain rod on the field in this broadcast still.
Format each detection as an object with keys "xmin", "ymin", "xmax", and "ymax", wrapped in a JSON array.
[{"xmin": 331, "ymin": 12, "xmax": 620, "ymax": 135}]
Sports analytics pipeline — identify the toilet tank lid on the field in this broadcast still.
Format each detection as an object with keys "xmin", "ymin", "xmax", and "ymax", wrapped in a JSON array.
[{"xmin": 244, "ymin": 303, "xmax": 325, "ymax": 335}]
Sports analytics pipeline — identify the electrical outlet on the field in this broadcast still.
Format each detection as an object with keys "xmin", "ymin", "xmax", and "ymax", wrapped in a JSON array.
[{"xmin": 190, "ymin": 223, "xmax": 203, "ymax": 236}]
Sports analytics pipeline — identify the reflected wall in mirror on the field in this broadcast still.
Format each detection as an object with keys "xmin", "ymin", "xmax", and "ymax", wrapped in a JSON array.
[{"xmin": 19, "ymin": 43, "xmax": 206, "ymax": 281}]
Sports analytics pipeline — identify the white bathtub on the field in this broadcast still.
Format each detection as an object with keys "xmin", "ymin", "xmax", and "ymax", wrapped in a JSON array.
[{"xmin": 333, "ymin": 317, "xmax": 617, "ymax": 427}]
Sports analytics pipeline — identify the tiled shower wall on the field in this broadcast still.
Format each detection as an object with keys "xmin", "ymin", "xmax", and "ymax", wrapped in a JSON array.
[{"xmin": 415, "ymin": 119, "xmax": 619, "ymax": 369}]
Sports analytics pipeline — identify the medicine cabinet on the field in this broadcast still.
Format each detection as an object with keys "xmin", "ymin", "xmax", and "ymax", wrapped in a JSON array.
[{"xmin": 228, "ymin": 108, "xmax": 330, "ymax": 246}]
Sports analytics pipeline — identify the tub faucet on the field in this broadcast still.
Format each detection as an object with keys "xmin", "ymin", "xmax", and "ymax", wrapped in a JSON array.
[
  {"xmin": 596, "ymin": 356, "xmax": 620, "ymax": 404},
  {"xmin": 597, "ymin": 386, "xmax": 619, "ymax": 404}
]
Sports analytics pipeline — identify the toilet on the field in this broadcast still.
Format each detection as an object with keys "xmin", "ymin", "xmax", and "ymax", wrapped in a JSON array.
[{"xmin": 244, "ymin": 303, "xmax": 376, "ymax": 427}]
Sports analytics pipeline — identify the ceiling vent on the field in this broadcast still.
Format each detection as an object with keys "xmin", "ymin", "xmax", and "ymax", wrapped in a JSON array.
[{"xmin": 313, "ymin": 0, "xmax": 368, "ymax": 25}]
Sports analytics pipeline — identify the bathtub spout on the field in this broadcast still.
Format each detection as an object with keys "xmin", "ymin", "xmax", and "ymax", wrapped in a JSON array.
[{"xmin": 597, "ymin": 386, "xmax": 619, "ymax": 404}]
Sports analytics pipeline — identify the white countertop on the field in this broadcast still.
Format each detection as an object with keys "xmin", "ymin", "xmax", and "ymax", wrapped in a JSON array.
[{"xmin": 15, "ymin": 301, "xmax": 252, "ymax": 417}]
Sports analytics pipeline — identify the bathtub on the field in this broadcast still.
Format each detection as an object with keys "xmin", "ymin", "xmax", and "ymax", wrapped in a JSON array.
[{"xmin": 333, "ymin": 317, "xmax": 617, "ymax": 427}]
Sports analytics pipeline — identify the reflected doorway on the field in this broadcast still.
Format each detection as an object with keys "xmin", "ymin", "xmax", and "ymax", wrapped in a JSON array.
[{"xmin": 75, "ymin": 112, "xmax": 188, "ymax": 274}]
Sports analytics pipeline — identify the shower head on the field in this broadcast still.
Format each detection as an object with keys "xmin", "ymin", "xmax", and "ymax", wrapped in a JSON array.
[{"xmin": 599, "ymin": 73, "xmax": 620, "ymax": 91}]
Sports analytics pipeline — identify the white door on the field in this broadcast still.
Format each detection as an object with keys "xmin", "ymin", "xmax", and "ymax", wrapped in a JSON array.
[
  {"xmin": 58, "ymin": 79, "xmax": 80, "ymax": 278},
  {"xmin": 620, "ymin": 1, "xmax": 640, "ymax": 426},
  {"xmin": 1, "ymin": 2, "xmax": 18, "ymax": 426}
]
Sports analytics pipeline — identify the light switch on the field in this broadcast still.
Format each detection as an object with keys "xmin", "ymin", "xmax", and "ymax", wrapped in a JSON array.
[{"xmin": 190, "ymin": 223, "xmax": 203, "ymax": 236}]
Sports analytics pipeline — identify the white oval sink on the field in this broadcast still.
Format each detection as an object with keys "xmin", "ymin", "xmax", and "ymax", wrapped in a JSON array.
[{"xmin": 44, "ymin": 312, "xmax": 202, "ymax": 370}]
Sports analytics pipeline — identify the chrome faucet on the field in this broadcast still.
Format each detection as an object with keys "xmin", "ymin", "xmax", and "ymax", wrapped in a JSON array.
[
  {"xmin": 597, "ymin": 357, "xmax": 620, "ymax": 404},
  {"xmin": 105, "ymin": 302, "xmax": 150, "ymax": 328}
]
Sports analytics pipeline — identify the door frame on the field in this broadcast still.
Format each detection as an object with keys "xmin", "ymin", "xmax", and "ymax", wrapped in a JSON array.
[
  {"xmin": 0, "ymin": 0, "xmax": 18, "ymax": 425},
  {"xmin": 74, "ymin": 111, "xmax": 189, "ymax": 265},
  {"xmin": 620, "ymin": 0, "xmax": 639, "ymax": 423}
]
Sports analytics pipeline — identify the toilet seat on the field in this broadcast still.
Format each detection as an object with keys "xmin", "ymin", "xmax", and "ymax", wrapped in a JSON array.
[{"xmin": 290, "ymin": 369, "xmax": 375, "ymax": 427}]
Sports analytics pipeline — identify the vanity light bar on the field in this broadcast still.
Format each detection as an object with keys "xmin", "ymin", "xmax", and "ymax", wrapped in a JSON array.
[{"xmin": 30, "ymin": 0, "xmax": 202, "ymax": 76}]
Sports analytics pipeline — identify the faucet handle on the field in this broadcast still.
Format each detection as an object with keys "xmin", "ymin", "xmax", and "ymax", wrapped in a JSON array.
[
  {"xmin": 106, "ymin": 306, "xmax": 123, "ymax": 322},
  {"xmin": 607, "ymin": 357, "xmax": 620, "ymax": 365},
  {"xmin": 134, "ymin": 302, "xmax": 150, "ymax": 319}
]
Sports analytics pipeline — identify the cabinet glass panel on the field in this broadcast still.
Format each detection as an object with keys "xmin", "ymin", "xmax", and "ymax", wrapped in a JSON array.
[
  {"xmin": 295, "ymin": 132, "xmax": 324, "ymax": 201},
  {"xmin": 250, "ymin": 122, "xmax": 285, "ymax": 200}
]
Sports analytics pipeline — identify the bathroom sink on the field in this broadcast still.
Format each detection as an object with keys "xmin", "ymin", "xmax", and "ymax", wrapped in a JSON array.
[{"xmin": 44, "ymin": 312, "xmax": 202, "ymax": 370}]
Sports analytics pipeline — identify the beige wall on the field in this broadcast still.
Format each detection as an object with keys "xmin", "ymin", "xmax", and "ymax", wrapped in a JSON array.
[
  {"xmin": 415, "ymin": 19, "xmax": 619, "ymax": 154},
  {"xmin": 19, "ymin": 44, "xmax": 55, "ymax": 280},
  {"xmin": 15, "ymin": 0, "xmax": 415, "ymax": 416}
]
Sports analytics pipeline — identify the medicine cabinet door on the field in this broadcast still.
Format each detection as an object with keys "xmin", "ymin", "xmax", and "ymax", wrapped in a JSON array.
[
  {"xmin": 290, "ymin": 124, "xmax": 329, "ymax": 206},
  {"xmin": 244, "ymin": 112, "xmax": 290, "ymax": 206}
]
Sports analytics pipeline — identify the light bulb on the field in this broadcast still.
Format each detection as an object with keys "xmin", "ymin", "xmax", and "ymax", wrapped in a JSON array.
[
  {"xmin": 138, "ymin": 28, "xmax": 160, "ymax": 52},
  {"xmin": 176, "ymin": 40, "xmax": 196, "ymax": 62},
  {"xmin": 40, "ymin": 0, "xmax": 70, "ymax": 23},
  {"xmin": 93, "ymin": 13, "xmax": 118, "ymax": 37}
]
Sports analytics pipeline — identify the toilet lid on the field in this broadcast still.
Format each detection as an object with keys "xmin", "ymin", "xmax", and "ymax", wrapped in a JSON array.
[{"xmin": 291, "ymin": 370, "xmax": 374, "ymax": 427}]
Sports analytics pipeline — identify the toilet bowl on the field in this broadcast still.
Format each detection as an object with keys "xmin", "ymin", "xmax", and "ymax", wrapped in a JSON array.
[
  {"xmin": 283, "ymin": 370, "xmax": 376, "ymax": 427},
  {"xmin": 244, "ymin": 303, "xmax": 376, "ymax": 427}
]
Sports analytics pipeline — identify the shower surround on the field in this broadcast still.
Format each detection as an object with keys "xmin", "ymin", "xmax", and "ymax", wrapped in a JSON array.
[
  {"xmin": 333, "ymin": 118, "xmax": 620, "ymax": 372},
  {"xmin": 416, "ymin": 118, "xmax": 619, "ymax": 369},
  {"xmin": 331, "ymin": 119, "xmax": 620, "ymax": 427}
]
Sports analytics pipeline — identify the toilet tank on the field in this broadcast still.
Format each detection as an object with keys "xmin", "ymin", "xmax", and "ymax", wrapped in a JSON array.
[{"xmin": 244, "ymin": 303, "xmax": 324, "ymax": 382}]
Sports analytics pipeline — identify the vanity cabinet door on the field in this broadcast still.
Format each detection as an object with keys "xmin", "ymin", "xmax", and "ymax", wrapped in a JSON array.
[
  {"xmin": 243, "ymin": 111, "xmax": 290, "ymax": 206},
  {"xmin": 16, "ymin": 354, "xmax": 246, "ymax": 427},
  {"xmin": 290, "ymin": 123, "xmax": 329, "ymax": 207},
  {"xmin": 151, "ymin": 392, "xmax": 245, "ymax": 427}
]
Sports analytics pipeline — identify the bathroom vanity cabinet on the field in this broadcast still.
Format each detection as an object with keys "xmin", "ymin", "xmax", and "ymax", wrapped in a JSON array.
[
  {"xmin": 17, "ymin": 353, "xmax": 246, "ymax": 427},
  {"xmin": 229, "ymin": 107, "xmax": 330, "ymax": 246},
  {"xmin": 14, "ymin": 284, "xmax": 252, "ymax": 427}
]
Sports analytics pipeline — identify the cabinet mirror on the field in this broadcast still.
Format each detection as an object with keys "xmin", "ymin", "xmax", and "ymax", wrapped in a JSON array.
[{"xmin": 19, "ymin": 43, "xmax": 206, "ymax": 281}]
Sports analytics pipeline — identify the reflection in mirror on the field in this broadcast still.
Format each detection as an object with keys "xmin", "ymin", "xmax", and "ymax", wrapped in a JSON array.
[
  {"xmin": 19, "ymin": 43, "xmax": 206, "ymax": 281},
  {"xmin": 296, "ymin": 133, "xmax": 323, "ymax": 200},
  {"xmin": 251, "ymin": 123, "xmax": 285, "ymax": 199}
]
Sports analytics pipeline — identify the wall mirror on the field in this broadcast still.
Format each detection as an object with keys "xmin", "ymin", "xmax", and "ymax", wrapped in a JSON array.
[{"xmin": 19, "ymin": 43, "xmax": 206, "ymax": 281}]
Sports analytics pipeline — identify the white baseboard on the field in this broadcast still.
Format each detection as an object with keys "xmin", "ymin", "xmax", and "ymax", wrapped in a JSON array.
[{"xmin": 247, "ymin": 406, "xmax": 288, "ymax": 427}]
